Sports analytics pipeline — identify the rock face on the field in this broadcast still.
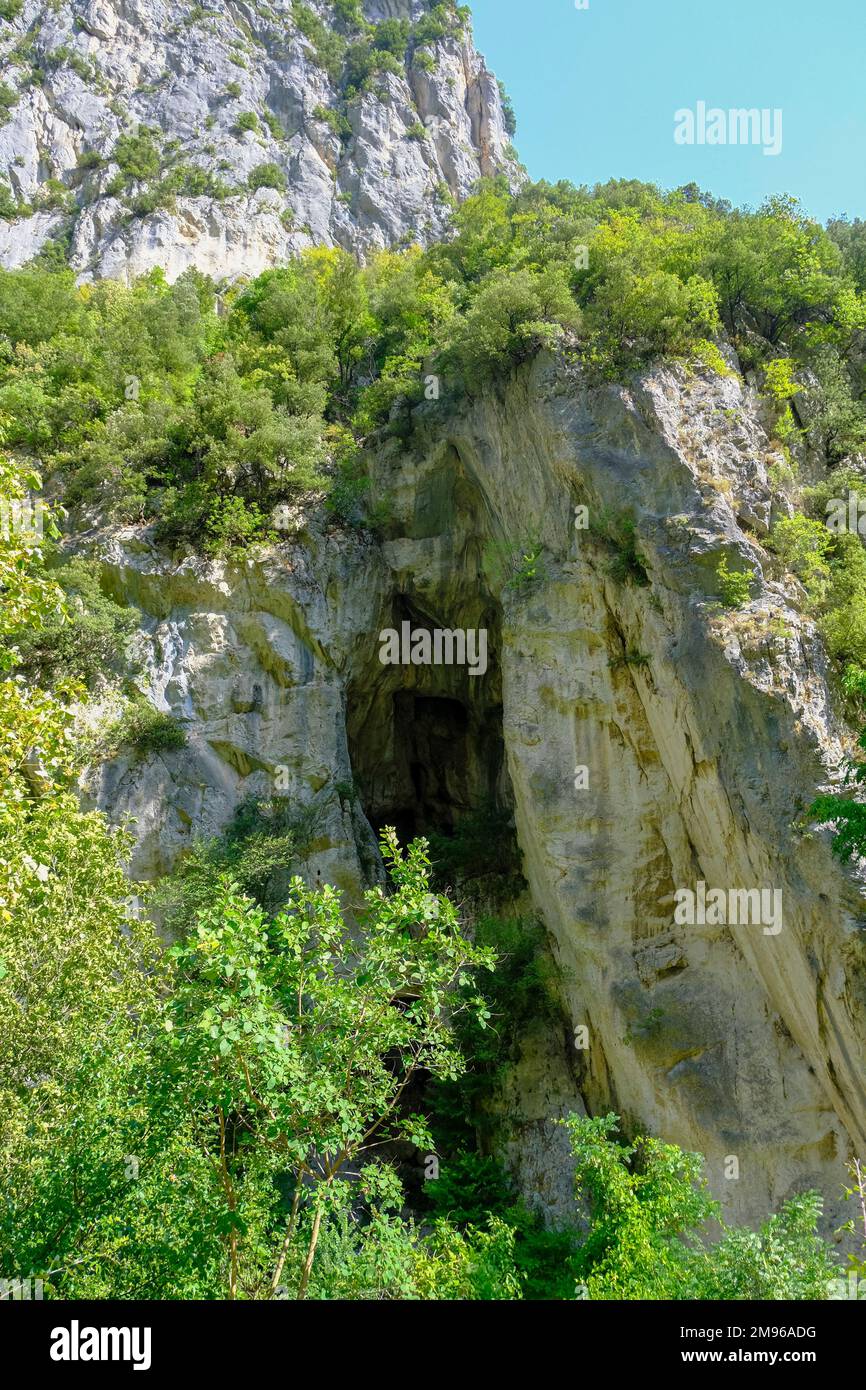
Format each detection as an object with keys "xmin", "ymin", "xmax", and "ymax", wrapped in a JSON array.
[
  {"xmin": 87, "ymin": 351, "xmax": 866, "ymax": 1232},
  {"xmin": 0, "ymin": 0, "xmax": 516, "ymax": 280}
]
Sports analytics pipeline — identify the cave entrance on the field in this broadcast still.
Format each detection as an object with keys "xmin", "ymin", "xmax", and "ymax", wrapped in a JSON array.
[
  {"xmin": 346, "ymin": 592, "xmax": 511, "ymax": 861},
  {"xmin": 351, "ymin": 688, "xmax": 507, "ymax": 847}
]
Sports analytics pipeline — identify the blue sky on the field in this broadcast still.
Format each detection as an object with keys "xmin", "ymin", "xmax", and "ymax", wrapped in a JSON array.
[{"xmin": 468, "ymin": 0, "xmax": 865, "ymax": 224}]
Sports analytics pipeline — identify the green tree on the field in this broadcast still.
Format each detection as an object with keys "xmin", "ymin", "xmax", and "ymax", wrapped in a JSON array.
[
  {"xmin": 446, "ymin": 264, "xmax": 578, "ymax": 387},
  {"xmin": 0, "ymin": 441, "xmax": 162, "ymax": 1256},
  {"xmin": 307, "ymin": 246, "xmax": 374, "ymax": 390},
  {"xmin": 806, "ymin": 346, "xmax": 866, "ymax": 463},
  {"xmin": 827, "ymin": 216, "xmax": 866, "ymax": 294},
  {"xmin": 705, "ymin": 196, "xmax": 846, "ymax": 345},
  {"xmin": 0, "ymin": 265, "xmax": 80, "ymax": 344},
  {"xmin": 11, "ymin": 556, "xmax": 139, "ymax": 690},
  {"xmin": 151, "ymin": 829, "xmax": 495, "ymax": 1298}
]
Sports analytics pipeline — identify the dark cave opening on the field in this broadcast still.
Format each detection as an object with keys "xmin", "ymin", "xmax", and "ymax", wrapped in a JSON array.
[
  {"xmin": 346, "ymin": 593, "xmax": 512, "ymax": 858},
  {"xmin": 354, "ymin": 688, "xmax": 508, "ymax": 846}
]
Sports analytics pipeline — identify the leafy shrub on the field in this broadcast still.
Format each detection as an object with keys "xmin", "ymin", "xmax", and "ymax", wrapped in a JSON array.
[
  {"xmin": 113, "ymin": 126, "xmax": 161, "ymax": 182},
  {"xmin": 0, "ymin": 80, "xmax": 17, "ymax": 123},
  {"xmin": 426, "ymin": 1151, "xmax": 511, "ymax": 1227},
  {"xmin": 716, "ymin": 553, "xmax": 754, "ymax": 608},
  {"xmin": 155, "ymin": 794, "xmax": 325, "ymax": 930},
  {"xmin": 99, "ymin": 698, "xmax": 187, "ymax": 759},
  {"xmin": 293, "ymin": 1, "xmax": 347, "ymax": 80},
  {"xmin": 313, "ymin": 103, "xmax": 352, "ymax": 138},
  {"xmin": 692, "ymin": 337, "xmax": 732, "ymax": 375},
  {"xmin": 410, "ymin": 1218, "xmax": 522, "ymax": 1300},
  {"xmin": 262, "ymin": 110, "xmax": 286, "ymax": 141},
  {"xmin": 567, "ymin": 1113, "xmax": 838, "ymax": 1300},
  {"xmin": 762, "ymin": 356, "xmax": 801, "ymax": 402},
  {"xmin": 248, "ymin": 160, "xmax": 287, "ymax": 192},
  {"xmin": 343, "ymin": 39, "xmax": 402, "ymax": 94},
  {"xmin": 0, "ymin": 177, "xmax": 20, "ymax": 220},
  {"xmin": 333, "ymin": 0, "xmax": 365, "ymax": 27},
  {"xmin": 498, "ymin": 80, "xmax": 517, "ymax": 137},
  {"xmin": 44, "ymin": 44, "xmax": 101, "ymax": 85},
  {"xmin": 599, "ymin": 511, "xmax": 649, "ymax": 586},
  {"xmin": 412, "ymin": 2, "xmax": 467, "ymax": 46},
  {"xmin": 36, "ymin": 178, "xmax": 72, "ymax": 212},
  {"xmin": 770, "ymin": 514, "xmax": 832, "ymax": 603},
  {"xmin": 372, "ymin": 17, "xmax": 409, "ymax": 56},
  {"xmin": 11, "ymin": 558, "xmax": 139, "ymax": 690}
]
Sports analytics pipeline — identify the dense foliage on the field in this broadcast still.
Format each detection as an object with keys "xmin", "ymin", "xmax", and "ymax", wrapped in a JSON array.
[
  {"xmin": 4, "ymin": 174, "xmax": 866, "ymax": 704},
  {"xmin": 1, "ymin": 177, "xmax": 865, "ymax": 563},
  {"xmin": 567, "ymin": 1114, "xmax": 838, "ymax": 1300}
]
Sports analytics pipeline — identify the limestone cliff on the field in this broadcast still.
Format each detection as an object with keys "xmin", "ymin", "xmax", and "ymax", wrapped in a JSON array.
[
  {"xmin": 84, "ymin": 350, "xmax": 866, "ymax": 1234},
  {"xmin": 0, "ymin": 0, "xmax": 515, "ymax": 279}
]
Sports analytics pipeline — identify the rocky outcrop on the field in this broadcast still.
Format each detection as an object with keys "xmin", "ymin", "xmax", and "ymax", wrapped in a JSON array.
[
  {"xmin": 84, "ymin": 350, "xmax": 866, "ymax": 1232},
  {"xmin": 0, "ymin": 0, "xmax": 516, "ymax": 281}
]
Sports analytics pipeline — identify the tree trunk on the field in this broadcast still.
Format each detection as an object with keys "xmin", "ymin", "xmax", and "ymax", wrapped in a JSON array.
[
  {"xmin": 270, "ymin": 1180, "xmax": 303, "ymax": 1297},
  {"xmin": 296, "ymin": 1204, "xmax": 323, "ymax": 1301}
]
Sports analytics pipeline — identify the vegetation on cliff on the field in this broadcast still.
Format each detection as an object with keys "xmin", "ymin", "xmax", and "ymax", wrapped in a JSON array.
[
  {"xmin": 3, "ymin": 175, "xmax": 866, "ymax": 699},
  {"xmin": 5, "ymin": 166, "xmax": 866, "ymax": 1296},
  {"xmin": 1, "ymin": 178, "xmax": 864, "ymax": 512}
]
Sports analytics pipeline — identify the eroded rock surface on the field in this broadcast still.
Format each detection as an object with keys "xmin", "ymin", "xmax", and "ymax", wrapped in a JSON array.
[{"xmin": 86, "ymin": 353, "xmax": 866, "ymax": 1229}]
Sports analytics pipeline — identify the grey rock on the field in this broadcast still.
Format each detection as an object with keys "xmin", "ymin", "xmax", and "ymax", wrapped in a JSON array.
[{"xmin": 0, "ymin": 0, "xmax": 518, "ymax": 281}]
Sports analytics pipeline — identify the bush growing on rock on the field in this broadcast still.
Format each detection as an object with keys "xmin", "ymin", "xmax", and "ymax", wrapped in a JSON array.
[{"xmin": 1, "ymin": 176, "xmax": 866, "ymax": 582}]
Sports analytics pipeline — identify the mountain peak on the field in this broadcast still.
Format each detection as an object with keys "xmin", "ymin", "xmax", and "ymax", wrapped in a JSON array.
[{"xmin": 0, "ymin": 0, "xmax": 518, "ymax": 281}]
